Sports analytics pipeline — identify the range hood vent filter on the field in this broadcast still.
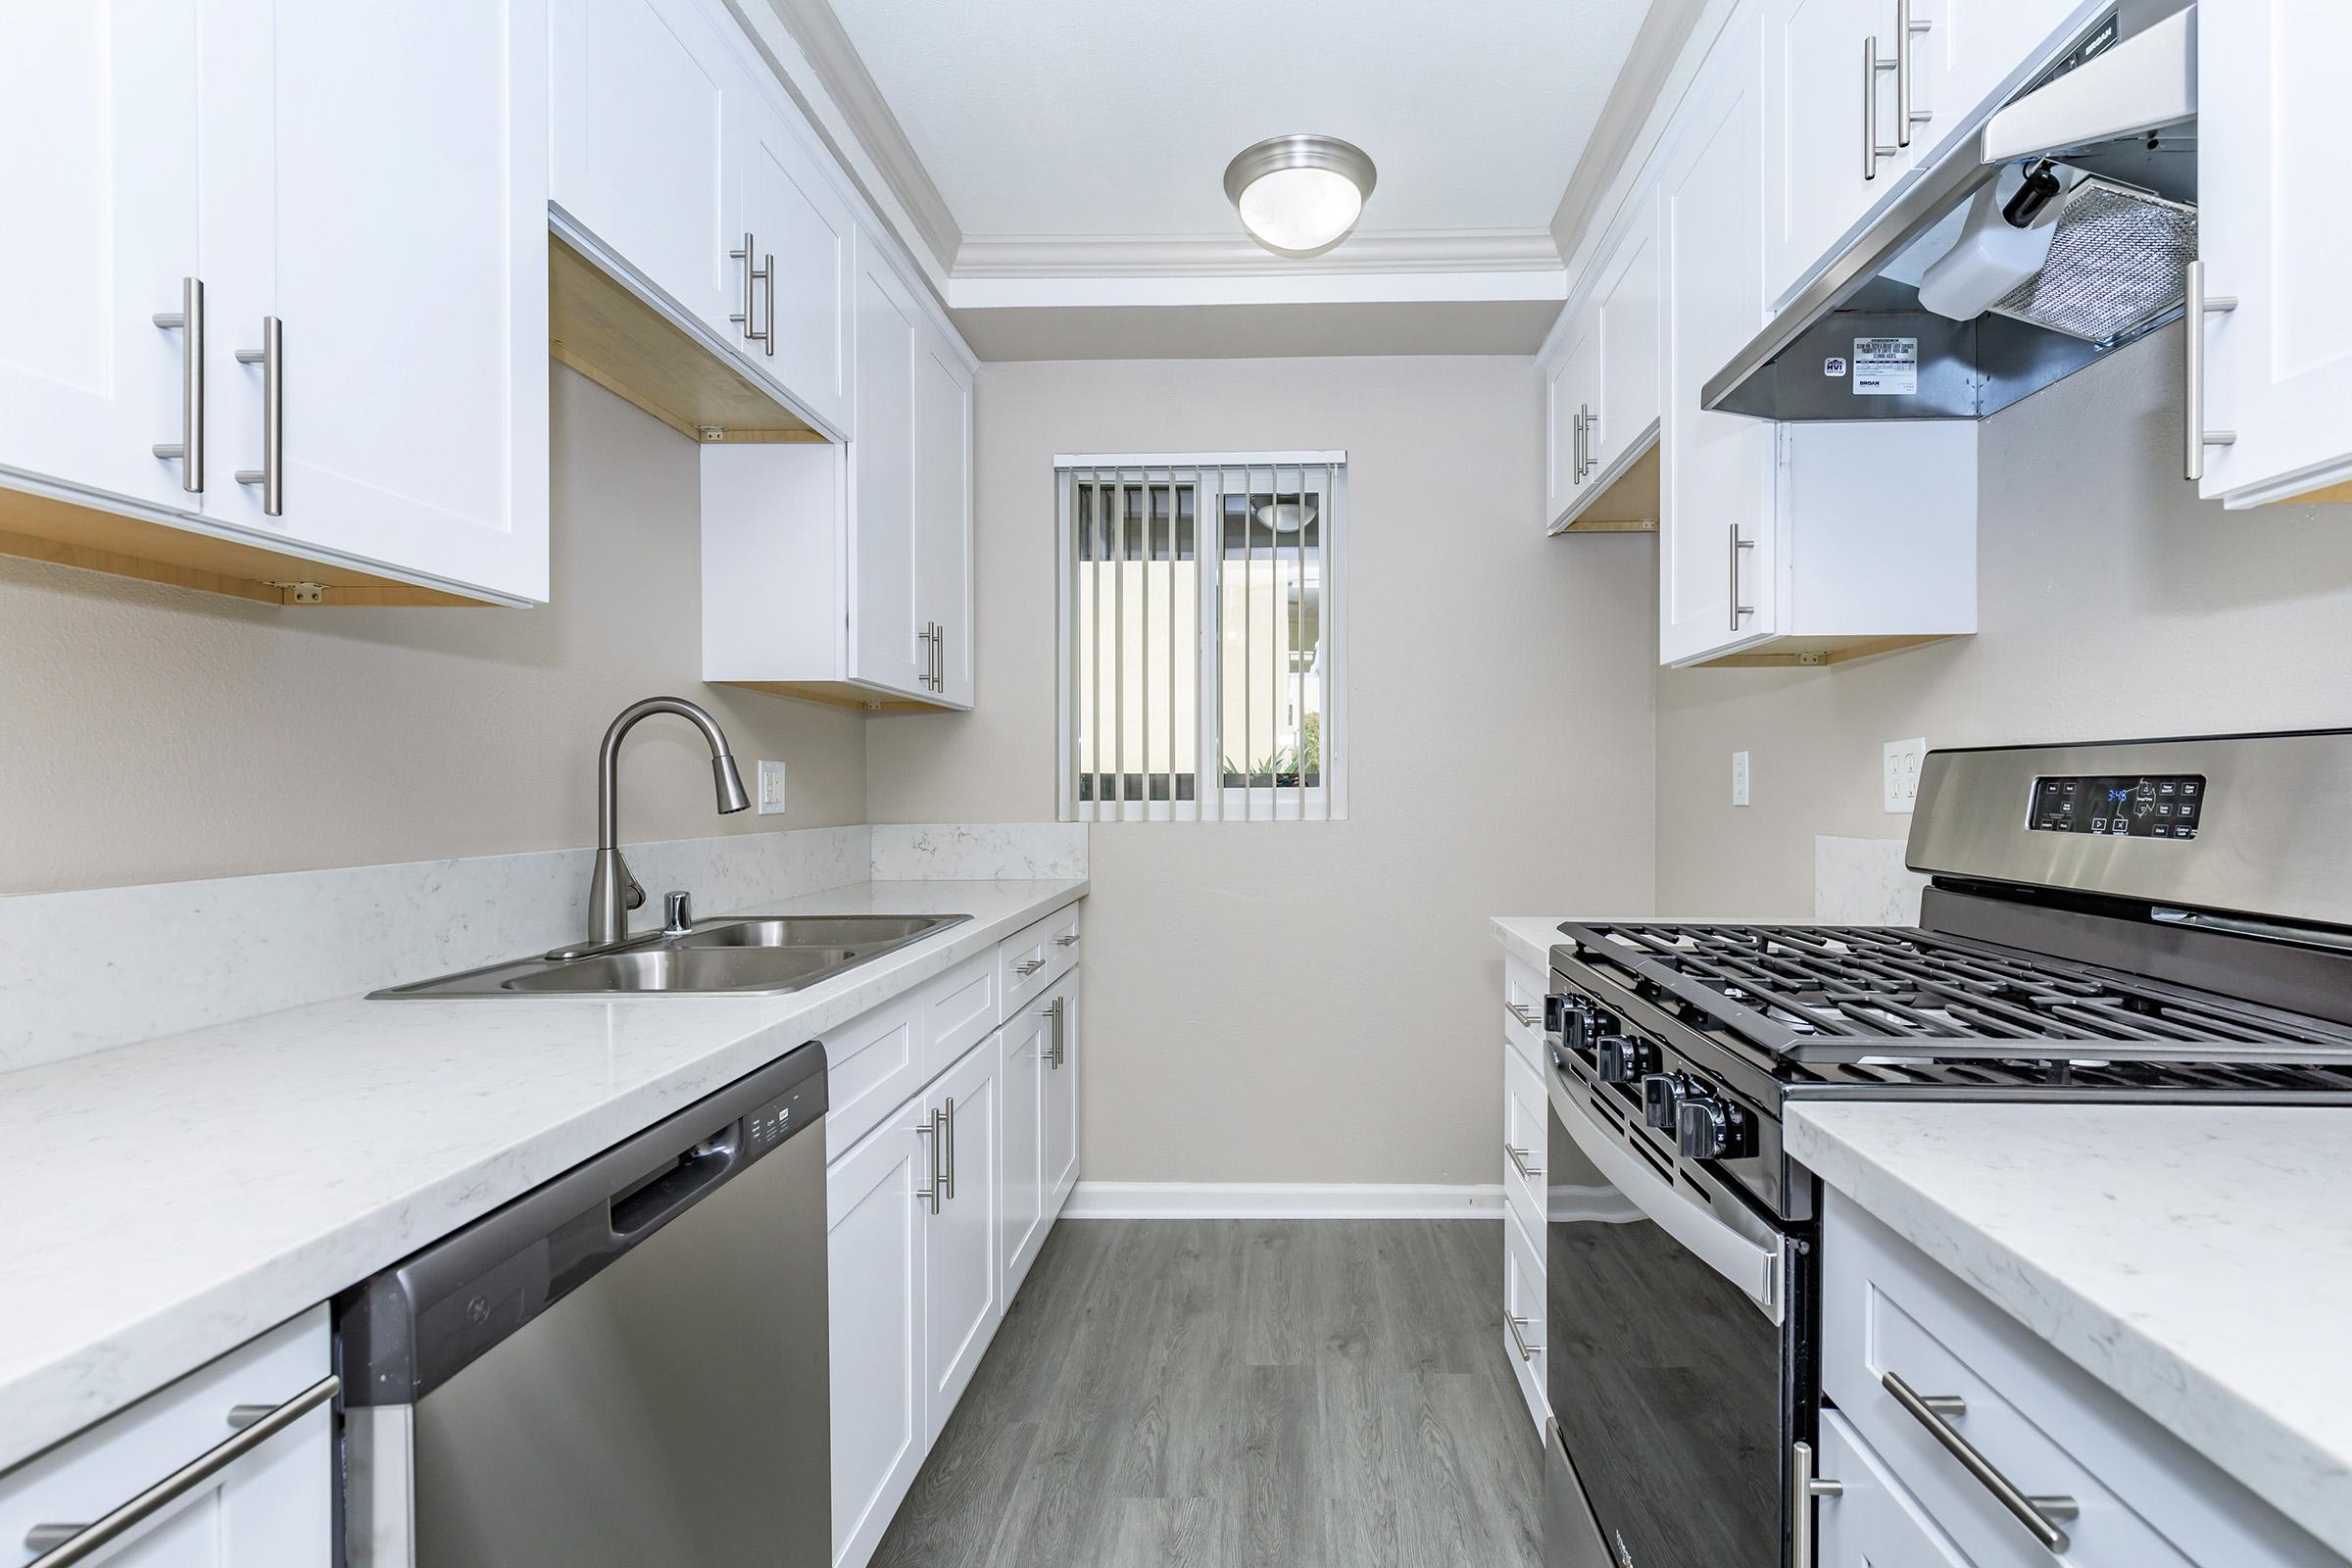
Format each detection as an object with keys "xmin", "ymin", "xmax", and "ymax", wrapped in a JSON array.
[{"xmin": 1985, "ymin": 175, "xmax": 2198, "ymax": 344}]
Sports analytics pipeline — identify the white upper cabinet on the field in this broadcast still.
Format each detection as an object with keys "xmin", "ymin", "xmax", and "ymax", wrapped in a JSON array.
[
  {"xmin": 1909, "ymin": 0, "xmax": 2108, "ymax": 167},
  {"xmin": 734, "ymin": 90, "xmax": 857, "ymax": 436},
  {"xmin": 1592, "ymin": 193, "xmax": 1663, "ymax": 479},
  {"xmin": 551, "ymin": 0, "xmax": 742, "ymax": 343},
  {"xmin": 851, "ymin": 245, "xmax": 930, "ymax": 699},
  {"xmin": 1762, "ymin": 0, "xmax": 1921, "ymax": 309},
  {"xmin": 913, "ymin": 318, "xmax": 976, "ymax": 707},
  {"xmin": 216, "ymin": 0, "xmax": 548, "ymax": 600},
  {"xmin": 2194, "ymin": 2, "xmax": 2352, "ymax": 508},
  {"xmin": 1659, "ymin": 8, "xmax": 1780, "ymax": 663},
  {"xmin": 0, "ymin": 2, "xmax": 202, "ymax": 515},
  {"xmin": 1544, "ymin": 304, "xmax": 1602, "ymax": 527}
]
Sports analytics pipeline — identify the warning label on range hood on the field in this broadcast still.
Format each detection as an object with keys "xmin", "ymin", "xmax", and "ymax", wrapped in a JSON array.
[{"xmin": 1852, "ymin": 336, "xmax": 1919, "ymax": 396}]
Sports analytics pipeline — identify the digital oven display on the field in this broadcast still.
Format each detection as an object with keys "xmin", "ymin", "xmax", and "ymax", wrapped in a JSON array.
[{"xmin": 2029, "ymin": 774, "xmax": 2206, "ymax": 839}]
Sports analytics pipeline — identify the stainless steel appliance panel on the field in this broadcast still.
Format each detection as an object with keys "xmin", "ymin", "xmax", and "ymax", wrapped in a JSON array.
[{"xmin": 411, "ymin": 1123, "xmax": 829, "ymax": 1565}]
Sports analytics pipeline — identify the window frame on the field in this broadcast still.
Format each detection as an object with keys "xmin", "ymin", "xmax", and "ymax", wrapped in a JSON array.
[{"xmin": 1054, "ymin": 451, "xmax": 1348, "ymax": 823}]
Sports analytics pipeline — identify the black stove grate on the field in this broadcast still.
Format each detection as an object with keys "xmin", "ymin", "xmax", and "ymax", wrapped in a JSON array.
[{"xmin": 1557, "ymin": 921, "xmax": 2352, "ymax": 1092}]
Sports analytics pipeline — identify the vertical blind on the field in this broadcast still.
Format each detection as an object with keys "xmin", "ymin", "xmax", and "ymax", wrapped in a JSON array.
[{"xmin": 1056, "ymin": 454, "xmax": 1346, "ymax": 822}]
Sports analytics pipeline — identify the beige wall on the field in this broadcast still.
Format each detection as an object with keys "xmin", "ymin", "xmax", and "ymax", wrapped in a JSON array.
[
  {"xmin": 0, "ymin": 367, "xmax": 868, "ymax": 896},
  {"xmin": 868, "ymin": 356, "xmax": 1659, "ymax": 1186},
  {"xmin": 1654, "ymin": 323, "xmax": 2352, "ymax": 916}
]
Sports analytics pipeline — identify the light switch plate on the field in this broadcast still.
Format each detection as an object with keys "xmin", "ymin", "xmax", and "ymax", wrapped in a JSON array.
[
  {"xmin": 1884, "ymin": 737, "xmax": 1927, "ymax": 813},
  {"xmin": 1732, "ymin": 751, "xmax": 1751, "ymax": 808},
  {"xmin": 757, "ymin": 760, "xmax": 788, "ymax": 816}
]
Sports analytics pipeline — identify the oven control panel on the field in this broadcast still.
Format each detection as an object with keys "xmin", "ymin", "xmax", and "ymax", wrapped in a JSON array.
[{"xmin": 2030, "ymin": 773, "xmax": 2205, "ymax": 840}]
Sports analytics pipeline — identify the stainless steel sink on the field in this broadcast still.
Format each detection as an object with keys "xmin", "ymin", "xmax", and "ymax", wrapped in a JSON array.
[{"xmin": 371, "ymin": 912, "xmax": 970, "ymax": 999}]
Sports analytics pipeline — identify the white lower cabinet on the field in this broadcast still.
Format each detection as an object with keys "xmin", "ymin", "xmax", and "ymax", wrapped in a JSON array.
[
  {"xmin": 1498, "ymin": 967, "xmax": 1549, "ymax": 1439},
  {"xmin": 1811, "ymin": 1409, "xmax": 1974, "ymax": 1567},
  {"xmin": 0, "ymin": 1308, "xmax": 331, "ymax": 1568},
  {"xmin": 827, "ymin": 924, "xmax": 1083, "ymax": 1568}
]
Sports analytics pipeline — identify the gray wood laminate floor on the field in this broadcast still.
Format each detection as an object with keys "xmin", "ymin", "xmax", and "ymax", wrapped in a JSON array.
[{"xmin": 869, "ymin": 1219, "xmax": 1544, "ymax": 1568}]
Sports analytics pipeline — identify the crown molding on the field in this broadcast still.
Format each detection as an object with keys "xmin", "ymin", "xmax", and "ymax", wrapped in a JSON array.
[
  {"xmin": 953, "ymin": 227, "xmax": 1562, "ymax": 280},
  {"xmin": 755, "ymin": 0, "xmax": 963, "ymax": 274},
  {"xmin": 1548, "ymin": 0, "xmax": 1714, "ymax": 262}
]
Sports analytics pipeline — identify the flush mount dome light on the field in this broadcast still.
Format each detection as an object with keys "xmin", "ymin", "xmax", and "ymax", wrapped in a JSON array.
[{"xmin": 1223, "ymin": 135, "xmax": 1377, "ymax": 257}]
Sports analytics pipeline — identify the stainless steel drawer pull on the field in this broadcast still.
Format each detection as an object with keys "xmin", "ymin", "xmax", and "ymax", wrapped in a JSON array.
[
  {"xmin": 1036, "ymin": 995, "xmax": 1066, "ymax": 1066},
  {"xmin": 915, "ymin": 1110, "xmax": 943, "ymax": 1214},
  {"xmin": 1504, "ymin": 1001, "xmax": 1539, "ymax": 1028},
  {"xmin": 1054, "ymin": 933, "xmax": 1081, "ymax": 948},
  {"xmin": 24, "ymin": 1374, "xmax": 340, "ymax": 1568},
  {"xmin": 942, "ymin": 1096, "xmax": 956, "ymax": 1200},
  {"xmin": 1505, "ymin": 1144, "xmax": 1543, "ymax": 1181},
  {"xmin": 1505, "ymin": 1313, "xmax": 1542, "ymax": 1362},
  {"xmin": 1015, "ymin": 957, "xmax": 1046, "ymax": 976},
  {"xmin": 1789, "ymin": 1439, "xmax": 1845, "ymax": 1568},
  {"xmin": 1579, "ymin": 403, "xmax": 1598, "ymax": 478},
  {"xmin": 1883, "ymin": 1369, "xmax": 2079, "ymax": 1552},
  {"xmin": 2184, "ymin": 260, "xmax": 2239, "ymax": 482},
  {"xmin": 1894, "ymin": 0, "xmax": 1933, "ymax": 148},
  {"xmin": 233, "ymin": 316, "xmax": 283, "ymax": 516},
  {"xmin": 728, "ymin": 232, "xmax": 769, "ymax": 351},
  {"xmin": 1728, "ymin": 523, "xmax": 1754, "ymax": 631},
  {"xmin": 151, "ymin": 276, "xmax": 204, "ymax": 492}
]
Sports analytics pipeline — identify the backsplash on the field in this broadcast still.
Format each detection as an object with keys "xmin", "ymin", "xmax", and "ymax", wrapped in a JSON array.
[
  {"xmin": 1813, "ymin": 835, "xmax": 1927, "ymax": 925},
  {"xmin": 0, "ymin": 823, "xmax": 1085, "ymax": 1071}
]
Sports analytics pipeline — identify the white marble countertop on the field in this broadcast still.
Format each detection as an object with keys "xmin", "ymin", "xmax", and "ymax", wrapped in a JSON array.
[
  {"xmin": 0, "ymin": 877, "xmax": 1084, "ymax": 1473},
  {"xmin": 1491, "ymin": 915, "xmax": 1571, "ymax": 970},
  {"xmin": 1790, "ymin": 1102, "xmax": 2352, "ymax": 1563}
]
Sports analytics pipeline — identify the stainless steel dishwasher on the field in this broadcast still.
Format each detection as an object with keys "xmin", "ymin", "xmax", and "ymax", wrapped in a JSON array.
[{"xmin": 337, "ymin": 1043, "xmax": 829, "ymax": 1567}]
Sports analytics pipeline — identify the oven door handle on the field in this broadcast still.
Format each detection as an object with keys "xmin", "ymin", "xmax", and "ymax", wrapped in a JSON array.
[{"xmin": 1552, "ymin": 1079, "xmax": 1783, "ymax": 1323}]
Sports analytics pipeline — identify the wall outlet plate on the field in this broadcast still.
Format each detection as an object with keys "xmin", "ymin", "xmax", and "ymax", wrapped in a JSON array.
[
  {"xmin": 1732, "ymin": 750, "xmax": 1751, "ymax": 808},
  {"xmin": 1884, "ymin": 737, "xmax": 1927, "ymax": 813},
  {"xmin": 757, "ymin": 760, "xmax": 788, "ymax": 816}
]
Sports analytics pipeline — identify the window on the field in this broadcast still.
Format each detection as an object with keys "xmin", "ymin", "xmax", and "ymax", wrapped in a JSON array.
[{"xmin": 1056, "ymin": 453, "xmax": 1347, "ymax": 821}]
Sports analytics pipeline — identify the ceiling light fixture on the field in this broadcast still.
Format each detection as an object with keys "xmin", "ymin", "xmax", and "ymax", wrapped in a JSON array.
[{"xmin": 1223, "ymin": 134, "xmax": 1377, "ymax": 258}]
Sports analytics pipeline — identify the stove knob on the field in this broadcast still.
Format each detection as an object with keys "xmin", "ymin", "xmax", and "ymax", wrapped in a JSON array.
[
  {"xmin": 1675, "ymin": 1096, "xmax": 1755, "ymax": 1161},
  {"xmin": 1544, "ymin": 993, "xmax": 1572, "ymax": 1040},
  {"xmin": 1595, "ymin": 1035, "xmax": 1657, "ymax": 1085},
  {"xmin": 1641, "ymin": 1073, "xmax": 1681, "ymax": 1132}
]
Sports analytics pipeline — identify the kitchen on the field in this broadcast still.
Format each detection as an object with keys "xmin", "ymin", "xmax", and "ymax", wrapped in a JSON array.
[{"xmin": 1, "ymin": 1, "xmax": 2348, "ymax": 1566}]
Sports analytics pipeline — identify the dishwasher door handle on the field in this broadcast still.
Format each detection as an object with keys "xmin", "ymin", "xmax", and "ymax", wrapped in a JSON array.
[{"xmin": 610, "ymin": 1128, "xmax": 741, "ymax": 1238}]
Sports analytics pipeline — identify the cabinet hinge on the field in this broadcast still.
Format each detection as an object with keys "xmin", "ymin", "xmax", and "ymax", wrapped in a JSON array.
[
  {"xmin": 697, "ymin": 425, "xmax": 727, "ymax": 443},
  {"xmin": 269, "ymin": 581, "xmax": 327, "ymax": 605},
  {"xmin": 1794, "ymin": 651, "xmax": 1825, "ymax": 666}
]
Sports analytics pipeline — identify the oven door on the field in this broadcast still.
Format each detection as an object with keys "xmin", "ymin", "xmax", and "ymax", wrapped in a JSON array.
[{"xmin": 1544, "ymin": 1057, "xmax": 1805, "ymax": 1568}]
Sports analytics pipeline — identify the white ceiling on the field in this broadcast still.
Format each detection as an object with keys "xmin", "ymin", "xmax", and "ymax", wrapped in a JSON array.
[{"xmin": 824, "ymin": 0, "xmax": 1654, "ymax": 242}]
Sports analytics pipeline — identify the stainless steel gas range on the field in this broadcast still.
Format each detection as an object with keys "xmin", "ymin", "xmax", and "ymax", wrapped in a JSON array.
[{"xmin": 1538, "ymin": 730, "xmax": 2352, "ymax": 1568}]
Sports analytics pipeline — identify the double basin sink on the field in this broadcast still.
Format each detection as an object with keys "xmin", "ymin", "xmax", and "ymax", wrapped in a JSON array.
[{"xmin": 372, "ymin": 912, "xmax": 970, "ymax": 999}]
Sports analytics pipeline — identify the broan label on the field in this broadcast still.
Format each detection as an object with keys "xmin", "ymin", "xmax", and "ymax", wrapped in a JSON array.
[{"xmin": 1852, "ymin": 335, "xmax": 1919, "ymax": 396}]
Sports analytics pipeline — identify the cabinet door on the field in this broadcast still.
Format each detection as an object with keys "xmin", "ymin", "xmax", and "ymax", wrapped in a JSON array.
[
  {"xmin": 922, "ymin": 1041, "xmax": 1003, "ymax": 1444},
  {"xmin": 734, "ymin": 90, "xmax": 856, "ymax": 436},
  {"xmin": 1659, "ymin": 9, "xmax": 1780, "ymax": 665},
  {"xmin": 1000, "ymin": 1008, "xmax": 1048, "ymax": 1299},
  {"xmin": 551, "ymin": 0, "xmax": 743, "ymax": 339},
  {"xmin": 214, "ymin": 0, "xmax": 549, "ymax": 601},
  {"xmin": 1812, "ymin": 1411, "xmax": 1974, "ymax": 1568},
  {"xmin": 828, "ymin": 1104, "xmax": 929, "ymax": 1568},
  {"xmin": 2197, "ymin": 2, "xmax": 2352, "ymax": 507},
  {"xmin": 1594, "ymin": 193, "xmax": 1663, "ymax": 476},
  {"xmin": 849, "ymin": 240, "xmax": 928, "ymax": 698},
  {"xmin": 1042, "ymin": 977, "xmax": 1080, "ymax": 1208},
  {"xmin": 1911, "ymin": 0, "xmax": 2106, "ymax": 166},
  {"xmin": 0, "ymin": 3, "xmax": 201, "ymax": 514},
  {"xmin": 1544, "ymin": 304, "xmax": 1601, "ymax": 526},
  {"xmin": 913, "ymin": 318, "xmax": 975, "ymax": 708},
  {"xmin": 1762, "ymin": 0, "xmax": 1913, "ymax": 309}
]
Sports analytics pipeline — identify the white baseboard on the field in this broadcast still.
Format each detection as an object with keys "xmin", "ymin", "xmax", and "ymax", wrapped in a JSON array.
[{"xmin": 1063, "ymin": 1181, "xmax": 1505, "ymax": 1220}]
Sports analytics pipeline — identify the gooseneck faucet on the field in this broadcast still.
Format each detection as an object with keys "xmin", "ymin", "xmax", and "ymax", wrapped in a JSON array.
[{"xmin": 583, "ymin": 697, "xmax": 751, "ymax": 948}]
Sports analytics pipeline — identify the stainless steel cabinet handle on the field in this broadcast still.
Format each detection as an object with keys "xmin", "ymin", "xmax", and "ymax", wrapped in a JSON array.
[
  {"xmin": 1789, "ymin": 1439, "xmax": 1845, "ymax": 1568},
  {"xmin": 930, "ymin": 621, "xmax": 945, "ymax": 690},
  {"xmin": 1863, "ymin": 36, "xmax": 1901, "ymax": 178},
  {"xmin": 1893, "ymin": 0, "xmax": 1932, "ymax": 147},
  {"xmin": 1882, "ymin": 1370, "xmax": 2079, "ymax": 1552},
  {"xmin": 761, "ymin": 250, "xmax": 775, "ymax": 357},
  {"xmin": 1505, "ymin": 1144, "xmax": 1542, "ymax": 1180},
  {"xmin": 915, "ymin": 1109, "xmax": 943, "ymax": 1213},
  {"xmin": 151, "ymin": 276, "xmax": 204, "ymax": 492},
  {"xmin": 1728, "ymin": 523, "xmax": 1754, "ymax": 631},
  {"xmin": 942, "ymin": 1095, "xmax": 956, "ymax": 1200},
  {"xmin": 1054, "ymin": 933, "xmax": 1081, "ymax": 948},
  {"xmin": 1579, "ymin": 403, "xmax": 1598, "ymax": 478},
  {"xmin": 233, "ymin": 316, "xmax": 282, "ymax": 517},
  {"xmin": 24, "ymin": 1375, "xmax": 339, "ymax": 1567},
  {"xmin": 2184, "ymin": 260, "xmax": 2239, "ymax": 482},
  {"xmin": 1015, "ymin": 957, "xmax": 1046, "ymax": 976},
  {"xmin": 1505, "ymin": 1313, "xmax": 1542, "ymax": 1362},
  {"xmin": 728, "ymin": 233, "xmax": 769, "ymax": 351},
  {"xmin": 1037, "ymin": 995, "xmax": 1066, "ymax": 1066},
  {"xmin": 1570, "ymin": 409, "xmax": 1586, "ymax": 486},
  {"xmin": 1505, "ymin": 1001, "xmax": 1539, "ymax": 1028}
]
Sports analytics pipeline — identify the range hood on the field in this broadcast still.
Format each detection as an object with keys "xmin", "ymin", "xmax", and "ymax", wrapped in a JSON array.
[{"xmin": 1704, "ymin": 0, "xmax": 2198, "ymax": 422}]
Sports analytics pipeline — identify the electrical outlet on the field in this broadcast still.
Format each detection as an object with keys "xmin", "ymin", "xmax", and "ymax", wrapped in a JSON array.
[
  {"xmin": 1884, "ymin": 737, "xmax": 1927, "ymax": 813},
  {"xmin": 1732, "ymin": 751, "xmax": 1751, "ymax": 808},
  {"xmin": 757, "ymin": 760, "xmax": 788, "ymax": 816}
]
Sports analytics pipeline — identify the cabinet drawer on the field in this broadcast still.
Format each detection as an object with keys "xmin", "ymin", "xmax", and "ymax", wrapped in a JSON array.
[
  {"xmin": 1825, "ymin": 1193, "xmax": 2327, "ymax": 1568},
  {"xmin": 1813, "ymin": 1409, "xmax": 1974, "ymax": 1567},
  {"xmin": 0, "ymin": 1306, "xmax": 331, "ymax": 1566},
  {"xmin": 1502, "ymin": 1040, "xmax": 1546, "ymax": 1241},
  {"xmin": 1503, "ymin": 1204, "xmax": 1547, "ymax": 1435},
  {"xmin": 1503, "ymin": 954, "xmax": 1547, "ymax": 1069},
  {"xmin": 821, "ymin": 989, "xmax": 924, "ymax": 1155},
  {"xmin": 999, "ymin": 904, "xmax": 1079, "ymax": 1018},
  {"xmin": 919, "ymin": 948, "xmax": 998, "ymax": 1083}
]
